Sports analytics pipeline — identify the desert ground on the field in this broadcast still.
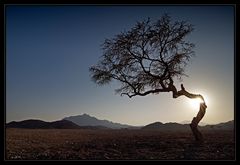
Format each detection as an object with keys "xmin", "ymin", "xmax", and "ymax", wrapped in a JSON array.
[{"xmin": 5, "ymin": 128, "xmax": 235, "ymax": 160}]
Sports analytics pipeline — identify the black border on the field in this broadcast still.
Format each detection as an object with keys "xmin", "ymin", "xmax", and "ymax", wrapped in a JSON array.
[{"xmin": 2, "ymin": 1, "xmax": 238, "ymax": 163}]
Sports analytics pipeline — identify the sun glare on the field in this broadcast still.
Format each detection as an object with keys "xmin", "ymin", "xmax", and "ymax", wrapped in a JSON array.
[{"xmin": 188, "ymin": 97, "xmax": 205, "ymax": 110}]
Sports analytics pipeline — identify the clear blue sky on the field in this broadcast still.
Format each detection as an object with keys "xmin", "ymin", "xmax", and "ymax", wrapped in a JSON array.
[{"xmin": 6, "ymin": 5, "xmax": 234, "ymax": 125}]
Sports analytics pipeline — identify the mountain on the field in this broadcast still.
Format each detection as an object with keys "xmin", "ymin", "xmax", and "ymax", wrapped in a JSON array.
[
  {"xmin": 202, "ymin": 120, "xmax": 234, "ymax": 130},
  {"xmin": 180, "ymin": 120, "xmax": 208, "ymax": 126},
  {"xmin": 142, "ymin": 120, "xmax": 234, "ymax": 131},
  {"xmin": 63, "ymin": 113, "xmax": 131, "ymax": 129},
  {"xmin": 6, "ymin": 119, "xmax": 82, "ymax": 129},
  {"xmin": 6, "ymin": 119, "xmax": 49, "ymax": 129},
  {"xmin": 142, "ymin": 122, "xmax": 164, "ymax": 129},
  {"xmin": 6, "ymin": 115, "xmax": 234, "ymax": 131},
  {"xmin": 142, "ymin": 122, "xmax": 190, "ymax": 131},
  {"xmin": 47, "ymin": 120, "xmax": 82, "ymax": 129}
]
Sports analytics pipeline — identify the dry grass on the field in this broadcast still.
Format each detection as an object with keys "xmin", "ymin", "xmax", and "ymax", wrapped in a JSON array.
[{"xmin": 5, "ymin": 128, "xmax": 235, "ymax": 160}]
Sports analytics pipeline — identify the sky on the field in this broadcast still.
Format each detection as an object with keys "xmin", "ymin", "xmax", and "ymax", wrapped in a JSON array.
[{"xmin": 6, "ymin": 5, "xmax": 234, "ymax": 126}]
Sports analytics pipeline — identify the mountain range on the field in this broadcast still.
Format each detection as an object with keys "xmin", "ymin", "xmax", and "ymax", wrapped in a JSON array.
[
  {"xmin": 180, "ymin": 120, "xmax": 208, "ymax": 126},
  {"xmin": 6, "ymin": 113, "xmax": 234, "ymax": 131},
  {"xmin": 142, "ymin": 120, "xmax": 234, "ymax": 131},
  {"xmin": 6, "ymin": 119, "xmax": 81, "ymax": 129},
  {"xmin": 63, "ymin": 113, "xmax": 131, "ymax": 129},
  {"xmin": 6, "ymin": 119, "xmax": 109, "ymax": 130}
]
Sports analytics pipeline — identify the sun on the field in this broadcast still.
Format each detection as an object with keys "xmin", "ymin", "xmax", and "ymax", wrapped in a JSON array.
[
  {"xmin": 187, "ymin": 90, "xmax": 209, "ymax": 111},
  {"xmin": 188, "ymin": 97, "xmax": 205, "ymax": 110}
]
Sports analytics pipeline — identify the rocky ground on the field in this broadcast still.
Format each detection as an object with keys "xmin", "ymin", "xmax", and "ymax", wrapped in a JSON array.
[{"xmin": 5, "ymin": 128, "xmax": 235, "ymax": 160}]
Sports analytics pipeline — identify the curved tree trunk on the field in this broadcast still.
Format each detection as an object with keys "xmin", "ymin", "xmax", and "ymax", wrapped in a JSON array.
[
  {"xmin": 170, "ymin": 84, "xmax": 207, "ymax": 141},
  {"xmin": 190, "ymin": 102, "xmax": 207, "ymax": 141}
]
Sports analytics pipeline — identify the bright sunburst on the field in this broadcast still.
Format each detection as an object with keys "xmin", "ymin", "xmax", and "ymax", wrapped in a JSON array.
[{"xmin": 188, "ymin": 97, "xmax": 205, "ymax": 110}]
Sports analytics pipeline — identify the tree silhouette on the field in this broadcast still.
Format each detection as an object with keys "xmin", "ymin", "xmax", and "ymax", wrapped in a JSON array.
[{"xmin": 90, "ymin": 14, "xmax": 207, "ymax": 141}]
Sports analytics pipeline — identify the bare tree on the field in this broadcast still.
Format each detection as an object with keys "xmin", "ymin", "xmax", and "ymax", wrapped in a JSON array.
[{"xmin": 89, "ymin": 14, "xmax": 207, "ymax": 141}]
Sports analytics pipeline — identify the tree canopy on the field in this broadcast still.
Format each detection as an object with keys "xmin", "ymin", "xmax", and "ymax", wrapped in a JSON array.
[{"xmin": 90, "ymin": 14, "xmax": 198, "ymax": 99}]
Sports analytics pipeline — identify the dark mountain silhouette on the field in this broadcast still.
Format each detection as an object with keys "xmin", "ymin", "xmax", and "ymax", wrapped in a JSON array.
[
  {"xmin": 6, "ymin": 119, "xmax": 49, "ymax": 129},
  {"xmin": 180, "ymin": 120, "xmax": 208, "ymax": 126},
  {"xmin": 142, "ymin": 122, "xmax": 164, "ymax": 129},
  {"xmin": 142, "ymin": 122, "xmax": 190, "ymax": 131},
  {"xmin": 202, "ymin": 120, "xmax": 234, "ymax": 130},
  {"xmin": 6, "ymin": 119, "xmax": 80, "ymax": 129},
  {"xmin": 6, "ymin": 119, "xmax": 110, "ymax": 129},
  {"xmin": 47, "ymin": 120, "xmax": 82, "ymax": 129},
  {"xmin": 63, "ymin": 113, "xmax": 131, "ymax": 129},
  {"xmin": 142, "ymin": 120, "xmax": 234, "ymax": 131},
  {"xmin": 77, "ymin": 125, "xmax": 110, "ymax": 130},
  {"xmin": 6, "ymin": 115, "xmax": 233, "ymax": 131}
]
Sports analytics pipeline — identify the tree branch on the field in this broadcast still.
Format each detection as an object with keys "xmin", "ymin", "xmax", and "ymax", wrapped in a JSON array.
[
  {"xmin": 121, "ymin": 87, "xmax": 170, "ymax": 98},
  {"xmin": 171, "ymin": 83, "xmax": 207, "ymax": 107}
]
